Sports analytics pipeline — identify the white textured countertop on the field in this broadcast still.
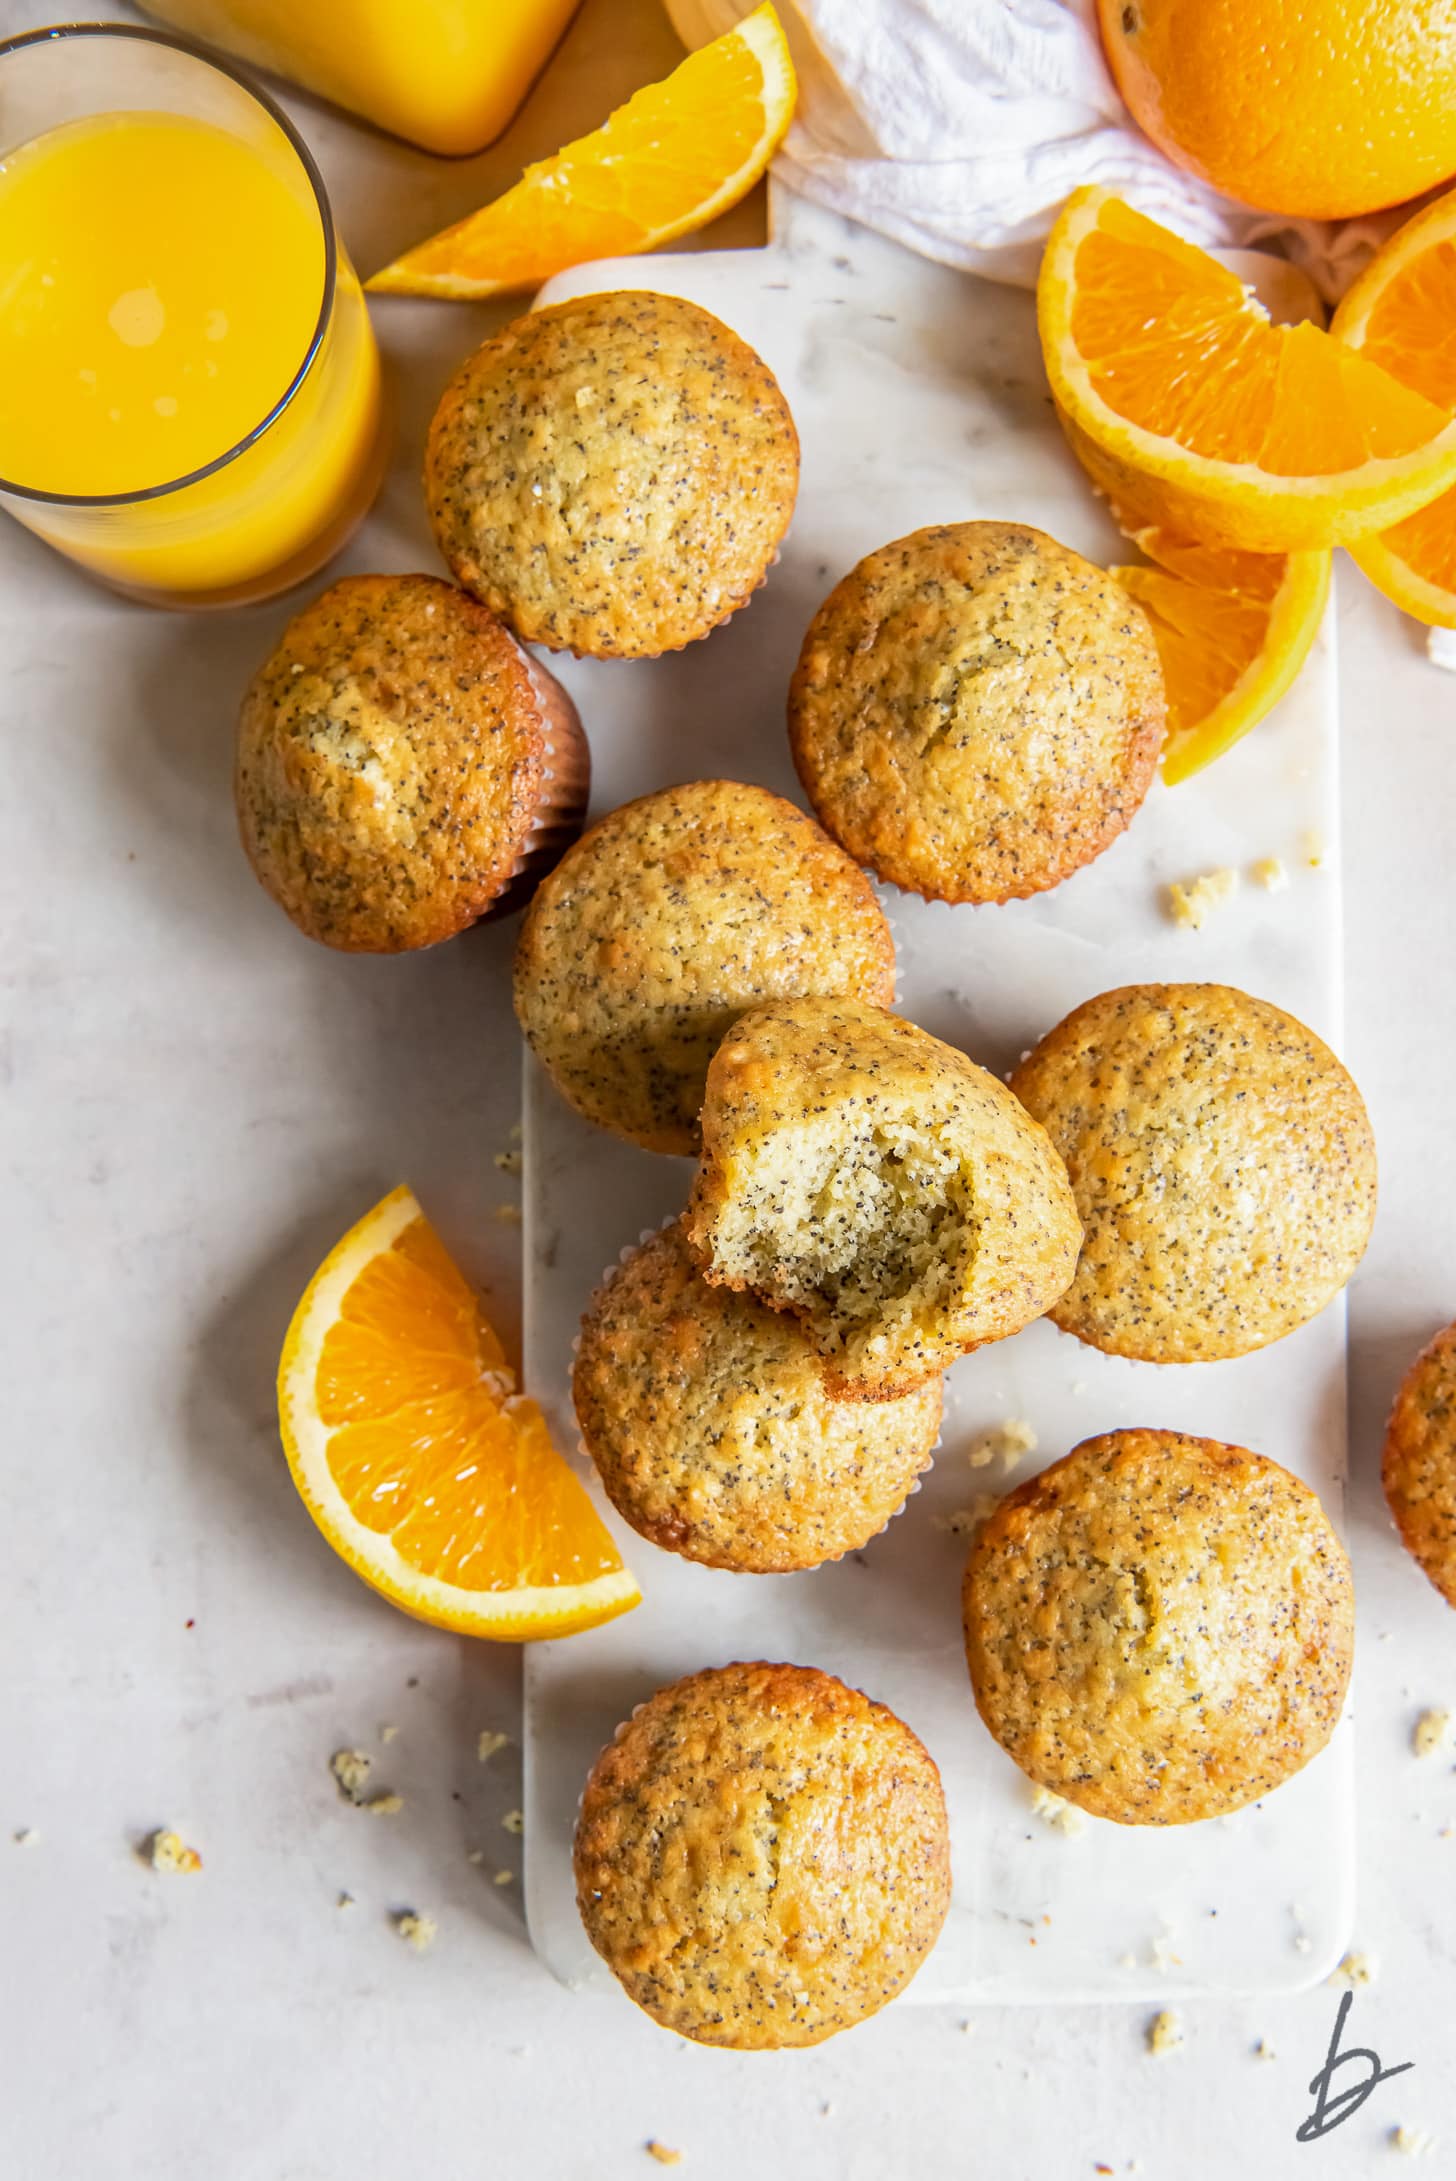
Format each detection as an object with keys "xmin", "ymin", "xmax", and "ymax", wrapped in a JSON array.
[{"xmin": 3, "ymin": 3, "xmax": 1455, "ymax": 2175}]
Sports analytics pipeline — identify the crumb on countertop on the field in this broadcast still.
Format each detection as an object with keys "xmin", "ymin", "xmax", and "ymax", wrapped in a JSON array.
[
  {"xmin": 1330, "ymin": 1949, "xmax": 1376, "ymax": 1989},
  {"xmin": 144, "ymin": 1828, "xmax": 201, "ymax": 1874},
  {"xmin": 1149, "ymin": 1926, "xmax": 1181, "ymax": 1974},
  {"xmin": 1254, "ymin": 2038, "xmax": 1276, "ymax": 2061},
  {"xmin": 363, "ymin": 1793, "xmax": 403, "ymax": 1817},
  {"xmin": 12, "ymin": 1828, "xmax": 39, "ymax": 1847},
  {"xmin": 394, "ymin": 1910, "xmax": 438, "ymax": 1952},
  {"xmin": 477, "ymin": 1729, "xmax": 511, "ymax": 1763},
  {"xmin": 330, "ymin": 1748, "xmax": 372, "ymax": 1802},
  {"xmin": 1146, "ymin": 2009, "xmax": 1184, "ymax": 2058},
  {"xmin": 336, "ymin": 1891, "xmax": 355, "ymax": 1911},
  {"xmin": 494, "ymin": 1869, "xmax": 514, "ymax": 1887},
  {"xmin": 1303, "ymin": 828, "xmax": 1327, "ymax": 869},
  {"xmin": 646, "ymin": 2146, "xmax": 682, "ymax": 2168},
  {"xmin": 494, "ymin": 1202, "xmax": 523, "ymax": 1225},
  {"xmin": 467, "ymin": 1848, "xmax": 486, "ymax": 1865},
  {"xmin": 1030, "ymin": 1785, "xmax": 1087, "ymax": 1837},
  {"xmin": 379, "ymin": 1723, "xmax": 398, "ymax": 1744},
  {"xmin": 968, "ymin": 1417, "xmax": 1038, "ymax": 1470},
  {"xmin": 1251, "ymin": 856, "xmax": 1289, "ymax": 892},
  {"xmin": 494, "ymin": 1149, "xmax": 523, "ymax": 1176},
  {"xmin": 1392, "ymin": 2125, "xmax": 1439, "ymax": 2157},
  {"xmin": 1413, "ymin": 1709, "xmax": 1450, "ymax": 1759},
  {"xmin": 1167, "ymin": 868, "xmax": 1237, "ymax": 930},
  {"xmin": 502, "ymin": 1809, "xmax": 524, "ymax": 1835}
]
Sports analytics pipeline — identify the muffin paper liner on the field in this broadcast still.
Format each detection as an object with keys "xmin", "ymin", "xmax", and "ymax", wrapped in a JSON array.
[{"xmin": 479, "ymin": 641, "xmax": 590, "ymax": 923}]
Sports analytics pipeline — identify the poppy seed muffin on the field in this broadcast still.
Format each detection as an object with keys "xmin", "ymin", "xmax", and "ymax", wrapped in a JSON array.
[
  {"xmin": 1383, "ymin": 1320, "xmax": 1456, "ymax": 1608},
  {"xmin": 1010, "ymin": 983, "xmax": 1377, "ymax": 1362},
  {"xmin": 963, "ymin": 1429, "xmax": 1354, "ymax": 1824},
  {"xmin": 574, "ymin": 1661, "xmax": 951, "ymax": 2048},
  {"xmin": 683, "ymin": 996, "xmax": 1082, "ymax": 1399},
  {"xmin": 236, "ymin": 573, "xmax": 587, "ymax": 951},
  {"xmin": 574, "ymin": 1221, "xmax": 942, "ymax": 1572},
  {"xmin": 425, "ymin": 291, "xmax": 799, "ymax": 659},
  {"xmin": 514, "ymin": 780, "xmax": 895, "ymax": 1156},
  {"xmin": 788, "ymin": 521, "xmax": 1165, "ymax": 904}
]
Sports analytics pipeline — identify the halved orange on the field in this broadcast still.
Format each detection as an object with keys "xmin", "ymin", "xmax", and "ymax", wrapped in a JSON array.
[
  {"xmin": 368, "ymin": 3, "xmax": 796, "ymax": 300},
  {"xmin": 1062, "ymin": 409, "xmax": 1331, "ymax": 782},
  {"xmin": 1039, "ymin": 186, "xmax": 1456, "ymax": 552},
  {"xmin": 1333, "ymin": 185, "xmax": 1456, "ymax": 627},
  {"xmin": 278, "ymin": 1186, "xmax": 640, "ymax": 1640}
]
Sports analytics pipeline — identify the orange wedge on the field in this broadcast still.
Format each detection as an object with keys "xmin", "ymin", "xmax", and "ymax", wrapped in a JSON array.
[
  {"xmin": 278, "ymin": 1186, "xmax": 640, "ymax": 1640},
  {"xmin": 368, "ymin": 3, "xmax": 796, "ymax": 300},
  {"xmin": 1039, "ymin": 186, "xmax": 1456, "ymax": 553},
  {"xmin": 1333, "ymin": 186, "xmax": 1456, "ymax": 627},
  {"xmin": 1062, "ymin": 411, "xmax": 1331, "ymax": 783}
]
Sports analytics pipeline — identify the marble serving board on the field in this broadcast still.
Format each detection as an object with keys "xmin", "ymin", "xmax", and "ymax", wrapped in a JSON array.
[{"xmin": 523, "ymin": 196, "xmax": 1350, "ymax": 2008}]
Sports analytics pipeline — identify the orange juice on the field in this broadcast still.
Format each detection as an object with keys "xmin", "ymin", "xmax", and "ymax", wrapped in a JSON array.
[
  {"xmin": 142, "ymin": 0, "xmax": 581, "ymax": 155},
  {"xmin": 0, "ymin": 107, "xmax": 382, "ymax": 605}
]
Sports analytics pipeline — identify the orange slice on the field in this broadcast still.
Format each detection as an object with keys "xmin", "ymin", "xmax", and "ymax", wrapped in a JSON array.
[
  {"xmin": 1039, "ymin": 185, "xmax": 1456, "ymax": 552},
  {"xmin": 367, "ymin": 3, "xmax": 796, "ymax": 300},
  {"xmin": 1332, "ymin": 185, "xmax": 1456, "ymax": 627},
  {"xmin": 278, "ymin": 1186, "xmax": 640, "ymax": 1640},
  {"xmin": 1062, "ymin": 410, "xmax": 1331, "ymax": 783}
]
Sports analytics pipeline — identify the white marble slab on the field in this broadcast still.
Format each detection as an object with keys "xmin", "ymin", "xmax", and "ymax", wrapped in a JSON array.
[{"xmin": 522, "ymin": 195, "xmax": 1351, "ymax": 2006}]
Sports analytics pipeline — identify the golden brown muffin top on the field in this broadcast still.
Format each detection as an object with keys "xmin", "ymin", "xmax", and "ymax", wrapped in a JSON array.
[
  {"xmin": 424, "ymin": 292, "xmax": 799, "ymax": 659},
  {"xmin": 574, "ymin": 1661, "xmax": 951, "ymax": 2048},
  {"xmin": 683, "ymin": 995, "xmax": 1081, "ymax": 1397},
  {"xmin": 788, "ymin": 522, "xmax": 1165, "ymax": 904},
  {"xmin": 1384, "ymin": 1320, "xmax": 1456, "ymax": 1609},
  {"xmin": 235, "ymin": 573, "xmax": 572, "ymax": 952},
  {"xmin": 574, "ymin": 1221, "xmax": 942, "ymax": 1573},
  {"xmin": 1010, "ymin": 982, "xmax": 1377, "ymax": 1363},
  {"xmin": 515, "ymin": 779, "xmax": 895, "ymax": 1155},
  {"xmin": 963, "ymin": 1429, "xmax": 1354, "ymax": 1825}
]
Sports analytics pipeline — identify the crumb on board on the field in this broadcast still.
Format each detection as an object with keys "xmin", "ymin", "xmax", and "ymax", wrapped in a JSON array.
[
  {"xmin": 1392, "ymin": 2125, "xmax": 1438, "ymax": 2157},
  {"xmin": 1413, "ymin": 1708, "xmax": 1450, "ymax": 1758},
  {"xmin": 1146, "ymin": 2009, "xmax": 1184, "ymax": 2058},
  {"xmin": 1030, "ymin": 1785, "xmax": 1087, "ymax": 1838},
  {"xmin": 967, "ymin": 1417, "xmax": 1038, "ymax": 1470},
  {"xmin": 379, "ymin": 1723, "xmax": 398, "ymax": 1744},
  {"xmin": 467, "ymin": 1848, "xmax": 486, "ymax": 1866},
  {"xmin": 502, "ymin": 1809, "xmax": 525, "ymax": 1835},
  {"xmin": 1167, "ymin": 868, "xmax": 1237, "ymax": 930},
  {"xmin": 330, "ymin": 1748, "xmax": 372, "ymax": 1802},
  {"xmin": 1302, "ymin": 828, "xmax": 1327, "ymax": 869},
  {"xmin": 646, "ymin": 2147, "xmax": 682, "ymax": 2168},
  {"xmin": 394, "ymin": 1910, "xmax": 438, "ymax": 1952},
  {"xmin": 477, "ymin": 1729, "xmax": 511, "ymax": 1763},
  {"xmin": 336, "ymin": 1891, "xmax": 355, "ymax": 1911},
  {"xmin": 932, "ymin": 1493, "xmax": 1002, "ymax": 1539},
  {"xmin": 1329, "ymin": 1949, "xmax": 1376, "ymax": 1988},
  {"xmin": 510, "ymin": 1123, "xmax": 522, "ymax": 1143},
  {"xmin": 1251, "ymin": 856, "xmax": 1289, "ymax": 892},
  {"xmin": 1254, "ymin": 2038, "xmax": 1276, "ymax": 2061},
  {"xmin": 363, "ymin": 1793, "xmax": 403, "ymax": 1817},
  {"xmin": 144, "ymin": 1828, "xmax": 201, "ymax": 1874},
  {"xmin": 494, "ymin": 1202, "xmax": 523, "ymax": 1225},
  {"xmin": 494, "ymin": 1149, "xmax": 523, "ymax": 1176},
  {"xmin": 494, "ymin": 1869, "xmax": 514, "ymax": 1887},
  {"xmin": 12, "ymin": 1828, "xmax": 39, "ymax": 1847}
]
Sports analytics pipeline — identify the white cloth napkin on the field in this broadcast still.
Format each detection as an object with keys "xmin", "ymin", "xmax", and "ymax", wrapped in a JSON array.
[{"xmin": 666, "ymin": 0, "xmax": 1412, "ymax": 301}]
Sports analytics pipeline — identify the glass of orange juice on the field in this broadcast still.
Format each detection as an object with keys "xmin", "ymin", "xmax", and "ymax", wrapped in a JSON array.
[{"xmin": 0, "ymin": 24, "xmax": 387, "ymax": 609}]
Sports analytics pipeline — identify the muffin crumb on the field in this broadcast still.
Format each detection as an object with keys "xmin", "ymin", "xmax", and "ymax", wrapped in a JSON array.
[
  {"xmin": 1391, "ymin": 2126, "xmax": 1438, "ymax": 2156},
  {"xmin": 1146, "ymin": 2010, "xmax": 1184, "ymax": 2058},
  {"xmin": 1030, "ymin": 1786, "xmax": 1086, "ymax": 1837},
  {"xmin": 1414, "ymin": 1708, "xmax": 1451, "ymax": 1757},
  {"xmin": 933, "ymin": 1495, "xmax": 1002, "ymax": 1539},
  {"xmin": 502, "ymin": 1809, "xmax": 524, "ymax": 1835},
  {"xmin": 477, "ymin": 1730, "xmax": 511, "ymax": 1763},
  {"xmin": 330, "ymin": 1748, "xmax": 372, "ymax": 1802},
  {"xmin": 336, "ymin": 1891, "xmax": 355, "ymax": 1911},
  {"xmin": 645, "ymin": 2147, "xmax": 682, "ymax": 2168},
  {"xmin": 394, "ymin": 1910, "xmax": 437, "ymax": 1952},
  {"xmin": 11, "ymin": 1828, "xmax": 39, "ymax": 1847},
  {"xmin": 1251, "ymin": 856, "xmax": 1289, "ymax": 892},
  {"xmin": 1329, "ymin": 1950, "xmax": 1376, "ymax": 1987},
  {"xmin": 144, "ymin": 1828, "xmax": 201, "ymax": 1874},
  {"xmin": 494, "ymin": 1869, "xmax": 515, "ymax": 1887},
  {"xmin": 494, "ymin": 1149, "xmax": 523, "ymax": 1175},
  {"xmin": 363, "ymin": 1793, "xmax": 403, "ymax": 1818},
  {"xmin": 968, "ymin": 1418, "xmax": 1037, "ymax": 1470},
  {"xmin": 1167, "ymin": 867, "xmax": 1237, "ymax": 929},
  {"xmin": 1253, "ymin": 2037, "xmax": 1276, "ymax": 2061},
  {"xmin": 494, "ymin": 1203, "xmax": 523, "ymax": 1226}
]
